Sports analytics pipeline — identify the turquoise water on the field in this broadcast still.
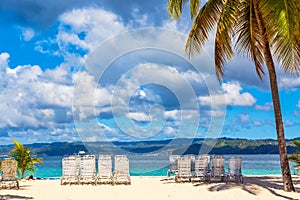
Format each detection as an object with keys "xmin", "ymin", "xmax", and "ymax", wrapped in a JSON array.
[{"xmin": 26, "ymin": 154, "xmax": 297, "ymax": 179}]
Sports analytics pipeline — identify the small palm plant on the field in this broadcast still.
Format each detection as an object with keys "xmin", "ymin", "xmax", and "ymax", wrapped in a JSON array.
[
  {"xmin": 289, "ymin": 140, "xmax": 300, "ymax": 167},
  {"xmin": 9, "ymin": 139, "xmax": 44, "ymax": 179}
]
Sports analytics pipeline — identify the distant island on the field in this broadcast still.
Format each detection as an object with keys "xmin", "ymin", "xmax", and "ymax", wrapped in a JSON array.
[{"xmin": 0, "ymin": 137, "xmax": 299, "ymax": 156}]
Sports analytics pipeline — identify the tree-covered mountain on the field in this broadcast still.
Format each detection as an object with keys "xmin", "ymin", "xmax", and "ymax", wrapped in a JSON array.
[{"xmin": 0, "ymin": 137, "xmax": 299, "ymax": 156}]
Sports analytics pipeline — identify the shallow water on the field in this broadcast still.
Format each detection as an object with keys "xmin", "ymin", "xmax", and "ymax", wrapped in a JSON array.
[{"xmin": 27, "ymin": 154, "xmax": 297, "ymax": 178}]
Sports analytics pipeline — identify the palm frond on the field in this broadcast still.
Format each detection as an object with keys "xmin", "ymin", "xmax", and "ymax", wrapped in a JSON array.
[
  {"xmin": 293, "ymin": 140, "xmax": 300, "ymax": 150},
  {"xmin": 190, "ymin": 0, "xmax": 200, "ymax": 19},
  {"xmin": 10, "ymin": 139, "xmax": 43, "ymax": 178},
  {"xmin": 288, "ymin": 152, "xmax": 300, "ymax": 167},
  {"xmin": 186, "ymin": 0, "xmax": 224, "ymax": 57},
  {"xmin": 235, "ymin": 0, "xmax": 265, "ymax": 79},
  {"xmin": 288, "ymin": 140, "xmax": 300, "ymax": 167},
  {"xmin": 260, "ymin": 0, "xmax": 300, "ymax": 72},
  {"xmin": 214, "ymin": 0, "xmax": 239, "ymax": 81},
  {"xmin": 168, "ymin": 0, "xmax": 189, "ymax": 20}
]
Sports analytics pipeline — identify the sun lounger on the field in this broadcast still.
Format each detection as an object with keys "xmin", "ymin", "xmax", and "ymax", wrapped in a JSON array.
[
  {"xmin": 0, "ymin": 158, "xmax": 19, "ymax": 189},
  {"xmin": 79, "ymin": 155, "xmax": 96, "ymax": 185},
  {"xmin": 97, "ymin": 155, "xmax": 113, "ymax": 185},
  {"xmin": 192, "ymin": 155, "xmax": 210, "ymax": 183},
  {"xmin": 226, "ymin": 157, "xmax": 243, "ymax": 183},
  {"xmin": 113, "ymin": 155, "xmax": 131, "ymax": 185},
  {"xmin": 210, "ymin": 155, "xmax": 225, "ymax": 182},
  {"xmin": 175, "ymin": 157, "xmax": 192, "ymax": 182},
  {"xmin": 167, "ymin": 155, "xmax": 180, "ymax": 177},
  {"xmin": 61, "ymin": 156, "xmax": 80, "ymax": 185}
]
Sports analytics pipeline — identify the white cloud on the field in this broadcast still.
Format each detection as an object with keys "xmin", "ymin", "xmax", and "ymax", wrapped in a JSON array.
[
  {"xmin": 199, "ymin": 82, "xmax": 256, "ymax": 107},
  {"xmin": 278, "ymin": 75, "xmax": 300, "ymax": 89},
  {"xmin": 0, "ymin": 50, "xmax": 127, "ymax": 144},
  {"xmin": 252, "ymin": 120, "xmax": 263, "ymax": 127},
  {"xmin": 255, "ymin": 102, "xmax": 273, "ymax": 111},
  {"xmin": 0, "ymin": 52, "xmax": 9, "ymax": 70},
  {"xmin": 20, "ymin": 27, "xmax": 35, "ymax": 41},
  {"xmin": 58, "ymin": 7, "xmax": 128, "ymax": 51},
  {"xmin": 126, "ymin": 112, "xmax": 150, "ymax": 122},
  {"xmin": 72, "ymin": 71, "xmax": 113, "ymax": 121},
  {"xmin": 297, "ymin": 100, "xmax": 300, "ymax": 109},
  {"xmin": 283, "ymin": 120, "xmax": 295, "ymax": 127},
  {"xmin": 164, "ymin": 110, "xmax": 179, "ymax": 120},
  {"xmin": 206, "ymin": 110, "xmax": 226, "ymax": 117},
  {"xmin": 239, "ymin": 113, "xmax": 250, "ymax": 123}
]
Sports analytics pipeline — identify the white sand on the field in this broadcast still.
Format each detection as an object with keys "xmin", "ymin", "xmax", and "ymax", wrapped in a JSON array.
[{"xmin": 0, "ymin": 176, "xmax": 299, "ymax": 200}]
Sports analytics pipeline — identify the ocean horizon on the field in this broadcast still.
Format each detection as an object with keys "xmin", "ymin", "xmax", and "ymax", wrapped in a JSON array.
[{"xmin": 25, "ymin": 154, "xmax": 298, "ymax": 179}]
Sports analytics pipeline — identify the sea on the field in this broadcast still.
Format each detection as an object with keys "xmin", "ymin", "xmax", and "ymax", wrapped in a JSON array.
[{"xmin": 27, "ymin": 154, "xmax": 299, "ymax": 179}]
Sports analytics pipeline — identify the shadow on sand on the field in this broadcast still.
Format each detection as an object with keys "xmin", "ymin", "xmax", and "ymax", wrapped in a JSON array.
[
  {"xmin": 0, "ymin": 195, "xmax": 33, "ymax": 200},
  {"xmin": 161, "ymin": 176, "xmax": 300, "ymax": 200},
  {"xmin": 205, "ymin": 176, "xmax": 299, "ymax": 200}
]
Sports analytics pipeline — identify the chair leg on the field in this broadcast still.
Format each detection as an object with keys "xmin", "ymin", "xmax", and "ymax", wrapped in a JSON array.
[{"xmin": 16, "ymin": 181, "xmax": 19, "ymax": 189}]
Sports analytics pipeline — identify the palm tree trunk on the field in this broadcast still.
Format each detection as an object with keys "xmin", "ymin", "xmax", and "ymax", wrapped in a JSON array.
[
  {"xmin": 253, "ymin": 1, "xmax": 295, "ymax": 192},
  {"xmin": 21, "ymin": 168, "xmax": 25, "ymax": 179}
]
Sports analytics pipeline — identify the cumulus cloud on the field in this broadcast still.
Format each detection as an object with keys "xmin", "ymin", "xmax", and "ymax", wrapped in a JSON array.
[
  {"xmin": 252, "ymin": 120, "xmax": 263, "ymax": 127},
  {"xmin": 20, "ymin": 27, "xmax": 35, "ymax": 41},
  {"xmin": 239, "ymin": 113, "xmax": 250, "ymax": 123},
  {"xmin": 199, "ymin": 82, "xmax": 256, "ymax": 107},
  {"xmin": 278, "ymin": 75, "xmax": 300, "ymax": 89},
  {"xmin": 0, "ymin": 52, "xmax": 9, "ymax": 70},
  {"xmin": 126, "ymin": 112, "xmax": 150, "ymax": 122},
  {"xmin": 255, "ymin": 102, "xmax": 273, "ymax": 111},
  {"xmin": 283, "ymin": 120, "xmax": 295, "ymax": 127},
  {"xmin": 0, "ymin": 51, "xmax": 115, "ymax": 143},
  {"xmin": 58, "ymin": 7, "xmax": 128, "ymax": 50}
]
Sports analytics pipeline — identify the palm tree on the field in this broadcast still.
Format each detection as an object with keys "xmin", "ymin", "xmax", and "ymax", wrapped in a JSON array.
[
  {"xmin": 168, "ymin": 0, "xmax": 299, "ymax": 191},
  {"xmin": 289, "ymin": 140, "xmax": 300, "ymax": 167},
  {"xmin": 9, "ymin": 139, "xmax": 43, "ymax": 179}
]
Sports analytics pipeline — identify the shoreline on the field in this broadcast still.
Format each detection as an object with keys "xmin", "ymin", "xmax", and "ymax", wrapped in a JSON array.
[{"xmin": 1, "ymin": 175, "xmax": 299, "ymax": 200}]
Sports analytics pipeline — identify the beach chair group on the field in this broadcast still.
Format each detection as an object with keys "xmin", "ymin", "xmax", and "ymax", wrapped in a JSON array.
[
  {"xmin": 0, "ymin": 158, "xmax": 19, "ymax": 189},
  {"xmin": 61, "ymin": 154, "xmax": 130, "ymax": 185},
  {"xmin": 168, "ymin": 155, "xmax": 243, "ymax": 183}
]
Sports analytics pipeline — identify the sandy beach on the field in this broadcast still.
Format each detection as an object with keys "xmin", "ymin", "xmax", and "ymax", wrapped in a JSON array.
[{"xmin": 0, "ymin": 176, "xmax": 299, "ymax": 200}]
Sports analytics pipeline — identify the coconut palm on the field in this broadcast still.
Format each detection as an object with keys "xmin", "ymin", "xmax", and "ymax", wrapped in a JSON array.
[
  {"xmin": 9, "ymin": 139, "xmax": 43, "ymax": 179},
  {"xmin": 289, "ymin": 140, "xmax": 300, "ymax": 167},
  {"xmin": 168, "ymin": 0, "xmax": 299, "ymax": 191}
]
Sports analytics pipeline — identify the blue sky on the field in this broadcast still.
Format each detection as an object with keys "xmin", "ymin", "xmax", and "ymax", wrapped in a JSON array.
[{"xmin": 0, "ymin": 0, "xmax": 299, "ymax": 145}]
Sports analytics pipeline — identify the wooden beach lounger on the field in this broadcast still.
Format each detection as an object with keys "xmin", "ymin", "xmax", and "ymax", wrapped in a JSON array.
[
  {"xmin": 167, "ymin": 155, "xmax": 180, "ymax": 177},
  {"xmin": 0, "ymin": 158, "xmax": 19, "ymax": 189},
  {"xmin": 192, "ymin": 155, "xmax": 210, "ymax": 183},
  {"xmin": 210, "ymin": 155, "xmax": 226, "ymax": 182},
  {"xmin": 79, "ymin": 155, "xmax": 96, "ymax": 185},
  {"xmin": 113, "ymin": 155, "xmax": 131, "ymax": 185},
  {"xmin": 175, "ymin": 157, "xmax": 192, "ymax": 183},
  {"xmin": 97, "ymin": 155, "xmax": 113, "ymax": 185},
  {"xmin": 61, "ymin": 156, "xmax": 80, "ymax": 185},
  {"xmin": 226, "ymin": 157, "xmax": 243, "ymax": 183}
]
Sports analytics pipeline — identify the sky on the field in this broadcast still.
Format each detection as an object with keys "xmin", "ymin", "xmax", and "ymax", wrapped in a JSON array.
[{"xmin": 0, "ymin": 0, "xmax": 299, "ymax": 145}]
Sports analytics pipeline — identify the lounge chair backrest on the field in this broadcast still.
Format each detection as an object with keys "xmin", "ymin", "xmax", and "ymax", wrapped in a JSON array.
[
  {"xmin": 194, "ymin": 155, "xmax": 210, "ymax": 173},
  {"xmin": 1, "ymin": 158, "xmax": 18, "ymax": 180},
  {"xmin": 80, "ymin": 155, "xmax": 96, "ymax": 177},
  {"xmin": 169, "ymin": 155, "xmax": 180, "ymax": 171},
  {"xmin": 114, "ymin": 155, "xmax": 129, "ymax": 175},
  {"xmin": 98, "ymin": 155, "xmax": 112, "ymax": 176},
  {"xmin": 211, "ymin": 156, "xmax": 225, "ymax": 176},
  {"xmin": 228, "ymin": 157, "xmax": 242, "ymax": 175},
  {"xmin": 177, "ymin": 157, "xmax": 191, "ymax": 175},
  {"xmin": 62, "ymin": 156, "xmax": 80, "ymax": 177}
]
